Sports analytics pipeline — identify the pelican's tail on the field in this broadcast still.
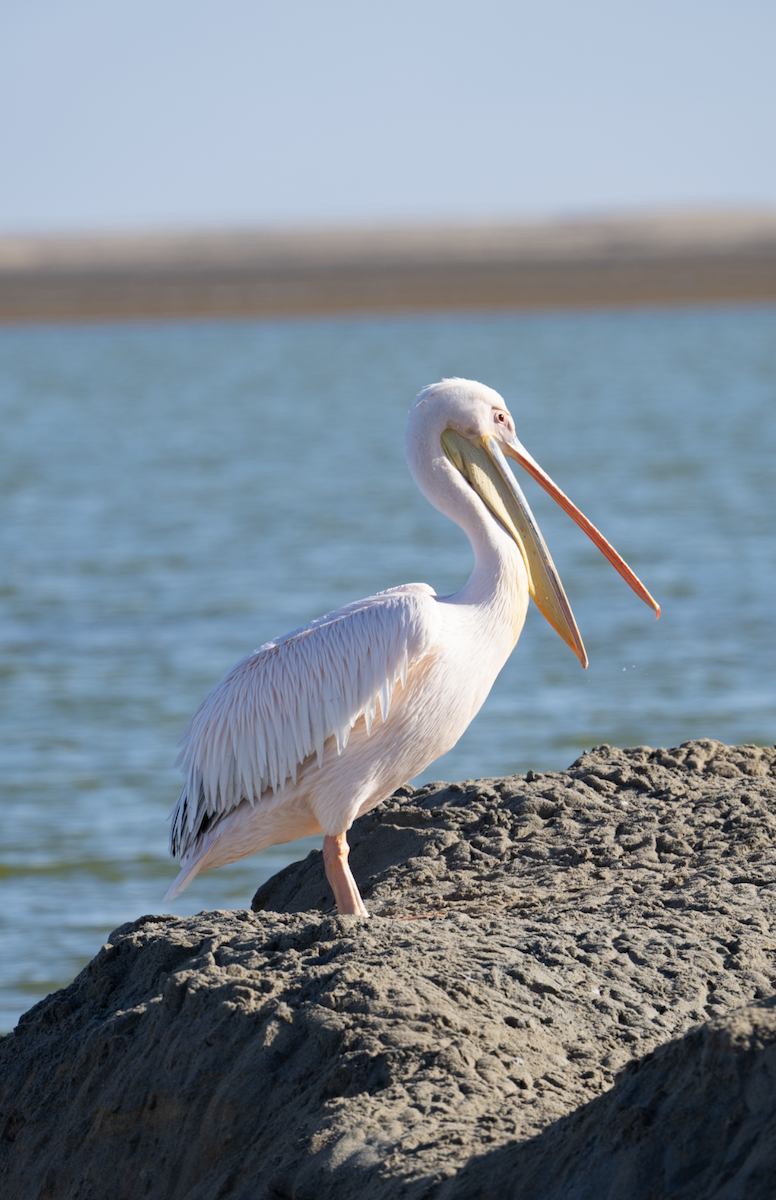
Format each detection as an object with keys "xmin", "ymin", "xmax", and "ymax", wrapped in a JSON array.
[
  {"xmin": 164, "ymin": 820, "xmax": 226, "ymax": 903},
  {"xmin": 163, "ymin": 856, "xmax": 205, "ymax": 902}
]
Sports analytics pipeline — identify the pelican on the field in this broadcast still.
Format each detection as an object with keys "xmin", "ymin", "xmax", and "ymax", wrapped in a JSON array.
[{"xmin": 165, "ymin": 379, "xmax": 659, "ymax": 915}]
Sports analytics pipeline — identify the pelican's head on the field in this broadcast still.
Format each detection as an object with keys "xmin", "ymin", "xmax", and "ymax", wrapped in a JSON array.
[{"xmin": 408, "ymin": 378, "xmax": 660, "ymax": 668}]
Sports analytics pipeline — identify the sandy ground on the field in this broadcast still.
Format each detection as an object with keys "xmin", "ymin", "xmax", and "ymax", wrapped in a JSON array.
[
  {"xmin": 1, "ymin": 740, "xmax": 775, "ymax": 1198},
  {"xmin": 2, "ymin": 212, "xmax": 776, "ymax": 321}
]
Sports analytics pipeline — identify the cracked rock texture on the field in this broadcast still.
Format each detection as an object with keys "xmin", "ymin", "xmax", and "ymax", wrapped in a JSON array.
[{"xmin": 1, "ymin": 740, "xmax": 776, "ymax": 1199}]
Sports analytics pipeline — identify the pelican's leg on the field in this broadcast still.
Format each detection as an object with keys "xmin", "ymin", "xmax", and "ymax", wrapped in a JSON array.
[{"xmin": 323, "ymin": 833, "xmax": 370, "ymax": 918}]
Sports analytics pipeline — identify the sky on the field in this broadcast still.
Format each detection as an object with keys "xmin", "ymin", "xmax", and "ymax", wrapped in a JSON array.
[{"xmin": 1, "ymin": 0, "xmax": 775, "ymax": 234}]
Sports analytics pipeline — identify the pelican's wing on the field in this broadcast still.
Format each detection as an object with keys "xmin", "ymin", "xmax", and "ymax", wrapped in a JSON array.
[{"xmin": 170, "ymin": 583, "xmax": 439, "ymax": 859}]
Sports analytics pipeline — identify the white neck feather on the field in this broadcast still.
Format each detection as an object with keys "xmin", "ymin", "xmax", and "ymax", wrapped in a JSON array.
[{"xmin": 406, "ymin": 399, "xmax": 529, "ymax": 637}]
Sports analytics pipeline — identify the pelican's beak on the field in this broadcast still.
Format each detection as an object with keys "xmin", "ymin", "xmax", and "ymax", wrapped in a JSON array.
[{"xmin": 441, "ymin": 429, "xmax": 660, "ymax": 668}]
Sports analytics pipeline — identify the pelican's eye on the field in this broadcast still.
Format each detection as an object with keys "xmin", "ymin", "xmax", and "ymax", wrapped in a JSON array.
[{"xmin": 494, "ymin": 410, "xmax": 510, "ymax": 431}]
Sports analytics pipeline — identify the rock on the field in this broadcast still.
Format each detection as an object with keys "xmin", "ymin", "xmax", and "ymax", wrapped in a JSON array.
[
  {"xmin": 443, "ymin": 998, "xmax": 776, "ymax": 1200},
  {"xmin": 1, "ymin": 740, "xmax": 776, "ymax": 1199}
]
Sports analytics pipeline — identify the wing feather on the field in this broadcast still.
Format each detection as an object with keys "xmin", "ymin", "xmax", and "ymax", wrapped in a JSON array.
[{"xmin": 170, "ymin": 584, "xmax": 438, "ymax": 859}]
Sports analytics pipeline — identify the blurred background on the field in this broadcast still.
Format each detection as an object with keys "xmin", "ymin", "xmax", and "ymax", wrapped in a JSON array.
[
  {"xmin": 2, "ymin": 0, "xmax": 776, "ymax": 229},
  {"xmin": 1, "ymin": 1, "xmax": 775, "ymax": 1030}
]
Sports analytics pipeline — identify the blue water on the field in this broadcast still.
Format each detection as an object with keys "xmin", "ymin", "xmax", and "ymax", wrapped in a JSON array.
[{"xmin": 1, "ymin": 306, "xmax": 775, "ymax": 1030}]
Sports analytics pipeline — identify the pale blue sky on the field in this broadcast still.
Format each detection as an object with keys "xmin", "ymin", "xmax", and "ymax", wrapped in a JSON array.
[{"xmin": 1, "ymin": 0, "xmax": 774, "ymax": 233}]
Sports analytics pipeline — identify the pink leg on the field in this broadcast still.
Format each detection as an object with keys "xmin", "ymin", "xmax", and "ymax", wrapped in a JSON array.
[{"xmin": 323, "ymin": 833, "xmax": 370, "ymax": 917}]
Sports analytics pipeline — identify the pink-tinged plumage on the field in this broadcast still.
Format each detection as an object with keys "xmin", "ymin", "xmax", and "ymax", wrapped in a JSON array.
[{"xmin": 165, "ymin": 379, "xmax": 659, "ymax": 911}]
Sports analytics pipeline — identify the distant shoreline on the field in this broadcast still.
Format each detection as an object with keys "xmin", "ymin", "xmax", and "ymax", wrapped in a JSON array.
[{"xmin": 2, "ymin": 210, "xmax": 776, "ymax": 324}]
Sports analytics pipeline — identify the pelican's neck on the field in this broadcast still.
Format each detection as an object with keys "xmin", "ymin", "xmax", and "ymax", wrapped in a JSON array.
[
  {"xmin": 406, "ymin": 385, "xmax": 533, "ymax": 655},
  {"xmin": 449, "ymin": 502, "xmax": 529, "ymax": 645},
  {"xmin": 459, "ymin": 519, "xmax": 524, "ymax": 596},
  {"xmin": 406, "ymin": 420, "xmax": 529, "ymax": 644}
]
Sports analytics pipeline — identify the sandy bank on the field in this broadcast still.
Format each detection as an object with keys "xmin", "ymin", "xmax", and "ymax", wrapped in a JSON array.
[
  {"xmin": 1, "ymin": 740, "xmax": 775, "ymax": 1198},
  {"xmin": 2, "ymin": 212, "xmax": 776, "ymax": 323}
]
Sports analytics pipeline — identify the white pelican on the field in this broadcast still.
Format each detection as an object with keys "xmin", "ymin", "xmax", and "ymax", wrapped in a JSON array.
[{"xmin": 165, "ymin": 379, "xmax": 659, "ymax": 915}]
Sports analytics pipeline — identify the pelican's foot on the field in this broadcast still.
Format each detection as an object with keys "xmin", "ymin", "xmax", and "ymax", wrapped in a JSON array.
[{"xmin": 323, "ymin": 832, "xmax": 370, "ymax": 917}]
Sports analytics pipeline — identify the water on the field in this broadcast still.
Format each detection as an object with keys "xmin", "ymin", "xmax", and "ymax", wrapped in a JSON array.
[{"xmin": 1, "ymin": 305, "xmax": 775, "ymax": 1030}]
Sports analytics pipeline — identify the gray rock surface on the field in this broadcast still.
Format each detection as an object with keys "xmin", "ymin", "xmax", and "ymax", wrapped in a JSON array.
[
  {"xmin": 442, "ymin": 996, "xmax": 776, "ymax": 1200},
  {"xmin": 1, "ymin": 740, "xmax": 775, "ymax": 1199}
]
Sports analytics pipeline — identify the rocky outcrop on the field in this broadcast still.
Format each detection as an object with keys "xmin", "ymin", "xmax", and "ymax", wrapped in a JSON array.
[{"xmin": 1, "ymin": 741, "xmax": 775, "ymax": 1199}]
